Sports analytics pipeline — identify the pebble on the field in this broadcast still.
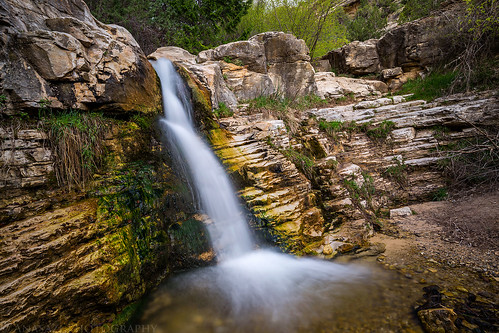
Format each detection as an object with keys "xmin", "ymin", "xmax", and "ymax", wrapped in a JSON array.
[
  {"xmin": 456, "ymin": 286, "xmax": 469, "ymax": 293},
  {"xmin": 428, "ymin": 268, "xmax": 437, "ymax": 273}
]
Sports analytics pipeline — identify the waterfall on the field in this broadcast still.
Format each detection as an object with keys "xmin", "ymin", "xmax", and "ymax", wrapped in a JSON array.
[
  {"xmin": 151, "ymin": 58, "xmax": 252, "ymax": 259},
  {"xmin": 146, "ymin": 58, "xmax": 369, "ymax": 332}
]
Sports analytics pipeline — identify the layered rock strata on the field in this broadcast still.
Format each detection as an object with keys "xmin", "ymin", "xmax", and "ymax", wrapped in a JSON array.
[{"xmin": 209, "ymin": 91, "xmax": 498, "ymax": 255}]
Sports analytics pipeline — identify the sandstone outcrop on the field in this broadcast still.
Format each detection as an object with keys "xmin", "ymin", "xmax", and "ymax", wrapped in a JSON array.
[
  {"xmin": 0, "ymin": 0, "xmax": 160, "ymax": 114},
  {"xmin": 328, "ymin": 39, "xmax": 380, "ymax": 76},
  {"xmin": 149, "ymin": 31, "xmax": 317, "ymax": 110},
  {"xmin": 0, "ymin": 114, "xmax": 211, "ymax": 331}
]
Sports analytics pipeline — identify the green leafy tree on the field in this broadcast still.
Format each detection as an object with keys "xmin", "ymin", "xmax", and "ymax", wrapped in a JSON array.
[
  {"xmin": 236, "ymin": 0, "xmax": 348, "ymax": 58},
  {"xmin": 399, "ymin": 0, "xmax": 444, "ymax": 23},
  {"xmin": 86, "ymin": 0, "xmax": 252, "ymax": 54},
  {"xmin": 345, "ymin": 0, "xmax": 401, "ymax": 41}
]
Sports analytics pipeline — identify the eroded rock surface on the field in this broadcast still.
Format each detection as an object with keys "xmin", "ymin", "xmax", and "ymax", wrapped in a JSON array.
[
  {"xmin": 149, "ymin": 31, "xmax": 317, "ymax": 109},
  {"xmin": 209, "ymin": 91, "xmax": 498, "ymax": 255},
  {"xmin": 0, "ymin": 0, "xmax": 160, "ymax": 114}
]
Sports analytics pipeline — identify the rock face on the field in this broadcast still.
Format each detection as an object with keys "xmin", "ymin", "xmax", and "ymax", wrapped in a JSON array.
[
  {"xmin": 0, "ymin": 115, "xmax": 210, "ymax": 331},
  {"xmin": 315, "ymin": 72, "xmax": 388, "ymax": 99},
  {"xmin": 328, "ymin": 39, "xmax": 380, "ymax": 76},
  {"xmin": 150, "ymin": 31, "xmax": 317, "ymax": 110},
  {"xmin": 323, "ymin": 2, "xmax": 464, "ymax": 89},
  {"xmin": 209, "ymin": 91, "xmax": 498, "ymax": 254},
  {"xmin": 0, "ymin": 0, "xmax": 160, "ymax": 114}
]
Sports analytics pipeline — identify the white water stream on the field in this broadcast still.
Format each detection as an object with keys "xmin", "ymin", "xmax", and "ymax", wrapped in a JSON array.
[{"xmin": 148, "ymin": 58, "xmax": 372, "ymax": 332}]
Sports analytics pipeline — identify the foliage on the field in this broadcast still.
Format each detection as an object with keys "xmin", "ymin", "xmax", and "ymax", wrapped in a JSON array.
[
  {"xmin": 436, "ymin": 131, "xmax": 499, "ymax": 190},
  {"xmin": 383, "ymin": 158, "xmax": 409, "ymax": 187},
  {"xmin": 318, "ymin": 119, "xmax": 367, "ymax": 140},
  {"xmin": 342, "ymin": 172, "xmax": 383, "ymax": 230},
  {"xmin": 86, "ymin": 0, "xmax": 252, "ymax": 54},
  {"xmin": 0, "ymin": 94, "xmax": 6, "ymax": 111},
  {"xmin": 282, "ymin": 147, "xmax": 316, "ymax": 179},
  {"xmin": 365, "ymin": 120, "xmax": 395, "ymax": 142},
  {"xmin": 399, "ymin": 0, "xmax": 444, "ymax": 23},
  {"xmin": 213, "ymin": 102, "xmax": 234, "ymax": 118},
  {"xmin": 397, "ymin": 71, "xmax": 457, "ymax": 101},
  {"xmin": 236, "ymin": 0, "xmax": 349, "ymax": 58},
  {"xmin": 41, "ymin": 107, "xmax": 108, "ymax": 190},
  {"xmin": 430, "ymin": 187, "xmax": 448, "ymax": 201},
  {"xmin": 131, "ymin": 113, "xmax": 155, "ymax": 130},
  {"xmin": 318, "ymin": 119, "xmax": 393, "ymax": 143},
  {"xmin": 345, "ymin": 0, "xmax": 399, "ymax": 41},
  {"xmin": 247, "ymin": 94, "xmax": 327, "ymax": 134},
  {"xmin": 450, "ymin": 0, "xmax": 499, "ymax": 91}
]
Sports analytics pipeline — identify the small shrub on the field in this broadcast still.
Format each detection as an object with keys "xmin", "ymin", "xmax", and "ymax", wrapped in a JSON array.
[
  {"xmin": 436, "ymin": 134, "xmax": 499, "ymax": 189},
  {"xmin": 213, "ymin": 102, "xmax": 233, "ymax": 118},
  {"xmin": 282, "ymin": 147, "xmax": 316, "ymax": 179},
  {"xmin": 430, "ymin": 187, "xmax": 448, "ymax": 201},
  {"xmin": 0, "ymin": 94, "xmax": 6, "ymax": 110},
  {"xmin": 346, "ymin": 0, "xmax": 391, "ymax": 41},
  {"xmin": 343, "ymin": 172, "xmax": 383, "ymax": 230},
  {"xmin": 397, "ymin": 71, "xmax": 457, "ymax": 101},
  {"xmin": 365, "ymin": 120, "xmax": 395, "ymax": 142},
  {"xmin": 223, "ymin": 56, "xmax": 243, "ymax": 66},
  {"xmin": 399, "ymin": 0, "xmax": 444, "ymax": 23},
  {"xmin": 383, "ymin": 158, "xmax": 409, "ymax": 187}
]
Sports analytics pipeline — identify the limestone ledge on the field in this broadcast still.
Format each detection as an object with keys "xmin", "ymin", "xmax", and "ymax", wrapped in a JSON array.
[{"xmin": 211, "ymin": 91, "xmax": 498, "ymax": 255}]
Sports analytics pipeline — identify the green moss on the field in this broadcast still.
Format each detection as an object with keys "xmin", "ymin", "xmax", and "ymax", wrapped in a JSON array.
[
  {"xmin": 169, "ymin": 219, "xmax": 211, "ymax": 255},
  {"xmin": 175, "ymin": 65, "xmax": 217, "ymax": 131},
  {"xmin": 111, "ymin": 301, "xmax": 142, "ymax": 327}
]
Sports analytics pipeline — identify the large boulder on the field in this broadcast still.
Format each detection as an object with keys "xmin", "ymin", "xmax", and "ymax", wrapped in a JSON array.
[
  {"xmin": 315, "ymin": 72, "xmax": 387, "ymax": 99},
  {"xmin": 377, "ymin": 14, "xmax": 456, "ymax": 71},
  {"xmin": 0, "ymin": 0, "xmax": 160, "ymax": 114},
  {"xmin": 220, "ymin": 62, "xmax": 275, "ymax": 101},
  {"xmin": 328, "ymin": 39, "xmax": 380, "ymax": 76},
  {"xmin": 165, "ymin": 31, "xmax": 317, "ymax": 103},
  {"xmin": 197, "ymin": 40, "xmax": 266, "ymax": 73},
  {"xmin": 251, "ymin": 32, "xmax": 317, "ymax": 98}
]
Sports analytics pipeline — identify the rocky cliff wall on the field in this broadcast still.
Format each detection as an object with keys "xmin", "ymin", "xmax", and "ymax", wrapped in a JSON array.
[
  {"xmin": 210, "ymin": 91, "xmax": 498, "ymax": 255},
  {"xmin": 0, "ymin": 0, "xmax": 160, "ymax": 114}
]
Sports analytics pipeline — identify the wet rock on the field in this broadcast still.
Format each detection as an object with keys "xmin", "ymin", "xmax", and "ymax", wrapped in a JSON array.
[
  {"xmin": 148, "ymin": 46, "xmax": 197, "ymax": 64},
  {"xmin": 418, "ymin": 308, "xmax": 459, "ymax": 333}
]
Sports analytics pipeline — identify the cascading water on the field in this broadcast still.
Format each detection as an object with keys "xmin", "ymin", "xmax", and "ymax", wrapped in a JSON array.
[
  {"xmin": 144, "ymin": 58, "xmax": 378, "ymax": 332},
  {"xmin": 152, "ymin": 58, "xmax": 252, "ymax": 259}
]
